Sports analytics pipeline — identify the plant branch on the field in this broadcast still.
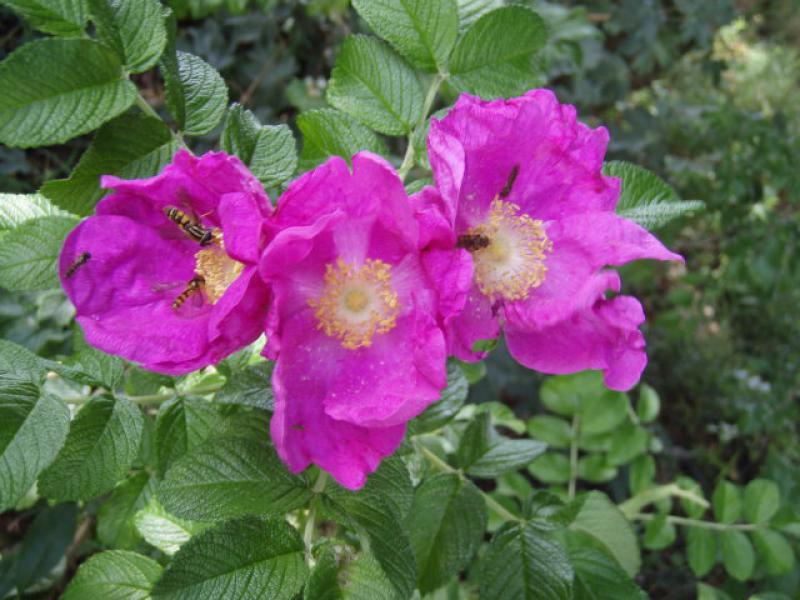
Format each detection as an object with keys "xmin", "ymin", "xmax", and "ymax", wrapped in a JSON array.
[
  {"xmin": 633, "ymin": 512, "xmax": 762, "ymax": 531},
  {"xmin": 568, "ymin": 413, "xmax": 580, "ymax": 500},
  {"xmin": 417, "ymin": 443, "xmax": 521, "ymax": 523},
  {"xmin": 618, "ymin": 483, "xmax": 710, "ymax": 519},
  {"xmin": 304, "ymin": 471, "xmax": 328, "ymax": 564},
  {"xmin": 61, "ymin": 382, "xmax": 223, "ymax": 406},
  {"xmin": 398, "ymin": 73, "xmax": 445, "ymax": 182}
]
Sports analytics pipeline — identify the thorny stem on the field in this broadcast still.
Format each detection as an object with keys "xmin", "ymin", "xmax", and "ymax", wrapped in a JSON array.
[
  {"xmin": 398, "ymin": 73, "xmax": 446, "ymax": 182},
  {"xmin": 417, "ymin": 442, "xmax": 521, "ymax": 523},
  {"xmin": 304, "ymin": 471, "xmax": 329, "ymax": 564},
  {"xmin": 633, "ymin": 513, "xmax": 763, "ymax": 532},
  {"xmin": 567, "ymin": 413, "xmax": 580, "ymax": 500}
]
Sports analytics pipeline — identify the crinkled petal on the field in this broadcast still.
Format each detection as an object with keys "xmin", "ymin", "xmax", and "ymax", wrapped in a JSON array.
[
  {"xmin": 445, "ymin": 284, "xmax": 501, "ymax": 362},
  {"xmin": 505, "ymin": 294, "xmax": 647, "ymax": 391},
  {"xmin": 411, "ymin": 186, "xmax": 457, "ymax": 248}
]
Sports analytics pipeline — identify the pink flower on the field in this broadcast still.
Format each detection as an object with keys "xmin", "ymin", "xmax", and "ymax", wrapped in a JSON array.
[
  {"xmin": 260, "ymin": 152, "xmax": 448, "ymax": 489},
  {"xmin": 426, "ymin": 90, "xmax": 683, "ymax": 391},
  {"xmin": 59, "ymin": 150, "xmax": 272, "ymax": 374}
]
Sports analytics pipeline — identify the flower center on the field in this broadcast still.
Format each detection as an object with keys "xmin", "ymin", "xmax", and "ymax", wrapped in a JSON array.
[
  {"xmin": 309, "ymin": 258, "xmax": 400, "ymax": 350},
  {"xmin": 193, "ymin": 237, "xmax": 244, "ymax": 304},
  {"xmin": 467, "ymin": 198, "xmax": 552, "ymax": 301}
]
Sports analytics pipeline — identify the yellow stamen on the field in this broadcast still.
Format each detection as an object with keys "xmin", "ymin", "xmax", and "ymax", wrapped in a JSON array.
[
  {"xmin": 468, "ymin": 198, "xmax": 552, "ymax": 301},
  {"xmin": 193, "ymin": 234, "xmax": 244, "ymax": 304},
  {"xmin": 309, "ymin": 258, "xmax": 400, "ymax": 350}
]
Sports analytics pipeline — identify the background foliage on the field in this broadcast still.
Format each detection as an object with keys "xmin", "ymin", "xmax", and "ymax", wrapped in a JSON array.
[{"xmin": 0, "ymin": 0, "xmax": 798, "ymax": 598}]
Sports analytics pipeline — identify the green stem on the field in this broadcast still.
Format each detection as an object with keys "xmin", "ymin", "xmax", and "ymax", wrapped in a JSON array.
[
  {"xmin": 62, "ymin": 382, "xmax": 223, "ymax": 406},
  {"xmin": 304, "ymin": 471, "xmax": 329, "ymax": 564},
  {"xmin": 567, "ymin": 413, "xmax": 580, "ymax": 500},
  {"xmin": 618, "ymin": 483, "xmax": 710, "ymax": 519},
  {"xmin": 417, "ymin": 443, "xmax": 521, "ymax": 523},
  {"xmin": 398, "ymin": 73, "xmax": 445, "ymax": 182},
  {"xmin": 135, "ymin": 93, "xmax": 162, "ymax": 122},
  {"xmin": 633, "ymin": 513, "xmax": 762, "ymax": 532}
]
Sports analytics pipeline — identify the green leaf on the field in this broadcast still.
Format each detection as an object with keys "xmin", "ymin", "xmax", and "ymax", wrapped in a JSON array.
[
  {"xmin": 628, "ymin": 455, "xmax": 655, "ymax": 495},
  {"xmin": 0, "ymin": 389, "xmax": 69, "ymax": 511},
  {"xmin": 305, "ymin": 547, "xmax": 400, "ymax": 600},
  {"xmin": 41, "ymin": 112, "xmax": 178, "ymax": 217},
  {"xmin": 686, "ymin": 527, "xmax": 717, "ymax": 577},
  {"xmin": 697, "ymin": 583, "xmax": 734, "ymax": 600},
  {"xmin": 2, "ymin": 0, "xmax": 87, "ymax": 36},
  {"xmin": 0, "ymin": 215, "xmax": 79, "ymax": 291},
  {"xmin": 297, "ymin": 108, "xmax": 387, "ymax": 170},
  {"xmin": 213, "ymin": 362, "xmax": 274, "ymax": 410},
  {"xmin": 62, "ymin": 550, "xmax": 163, "ymax": 600},
  {"xmin": 643, "ymin": 514, "xmax": 676, "ymax": 550},
  {"xmin": 607, "ymin": 423, "xmax": 649, "ymax": 467},
  {"xmin": 359, "ymin": 455, "xmax": 414, "ymax": 522},
  {"xmin": 469, "ymin": 438, "xmax": 547, "ymax": 478},
  {"xmin": 88, "ymin": 0, "xmax": 166, "ymax": 73},
  {"xmin": 479, "ymin": 520, "xmax": 573, "ymax": 600},
  {"xmin": 603, "ymin": 161, "xmax": 705, "ymax": 230},
  {"xmin": 323, "ymin": 487, "xmax": 417, "ymax": 600},
  {"xmin": 163, "ymin": 51, "xmax": 228, "ymax": 136},
  {"xmin": 327, "ymin": 35, "xmax": 424, "ymax": 136},
  {"xmin": 97, "ymin": 472, "xmax": 154, "ymax": 549},
  {"xmin": 713, "ymin": 481, "xmax": 742, "ymax": 524},
  {"xmin": 0, "ymin": 339, "xmax": 48, "ymax": 384},
  {"xmin": 220, "ymin": 105, "xmax": 297, "ymax": 188},
  {"xmin": 406, "ymin": 474, "xmax": 486, "ymax": 593},
  {"xmin": 743, "ymin": 479, "xmax": 781, "ymax": 524},
  {"xmin": 151, "ymin": 517, "xmax": 307, "ymax": 600},
  {"xmin": 566, "ymin": 530, "xmax": 646, "ymax": 600},
  {"xmin": 0, "ymin": 38, "xmax": 136, "ymax": 148},
  {"xmin": 3, "ymin": 502, "xmax": 77, "ymax": 593},
  {"xmin": 528, "ymin": 415, "xmax": 571, "ymax": 449},
  {"xmin": 720, "ymin": 530, "xmax": 755, "ymax": 581},
  {"xmin": 577, "ymin": 455, "xmax": 617, "ymax": 483},
  {"xmin": 449, "ymin": 6, "xmax": 547, "ymax": 99},
  {"xmin": 134, "ymin": 498, "xmax": 207, "ymax": 556},
  {"xmin": 157, "ymin": 436, "xmax": 311, "ymax": 521},
  {"xmin": 38, "ymin": 396, "xmax": 144, "ymax": 502},
  {"xmin": 412, "ymin": 361, "xmax": 468, "ymax": 433},
  {"xmin": 567, "ymin": 492, "xmax": 641, "ymax": 577},
  {"xmin": 677, "ymin": 476, "xmax": 707, "ymax": 519},
  {"xmin": 154, "ymin": 397, "xmax": 225, "ymax": 477},
  {"xmin": 751, "ymin": 529, "xmax": 795, "ymax": 575},
  {"xmin": 60, "ymin": 326, "xmax": 125, "ymax": 389},
  {"xmin": 352, "ymin": 0, "xmax": 458, "ymax": 71},
  {"xmin": 456, "ymin": 0, "xmax": 502, "ymax": 30},
  {"xmin": 528, "ymin": 452, "xmax": 570, "ymax": 485},
  {"xmin": 636, "ymin": 384, "xmax": 660, "ymax": 423},
  {"xmin": 0, "ymin": 193, "xmax": 68, "ymax": 232}
]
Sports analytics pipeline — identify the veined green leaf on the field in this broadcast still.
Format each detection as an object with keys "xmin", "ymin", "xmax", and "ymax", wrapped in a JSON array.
[
  {"xmin": 0, "ymin": 193, "xmax": 69, "ymax": 232},
  {"xmin": 88, "ymin": 0, "xmax": 167, "ymax": 73},
  {"xmin": 62, "ymin": 550, "xmax": 163, "ymax": 600},
  {"xmin": 2, "ymin": 0, "xmax": 87, "ymax": 36},
  {"xmin": 297, "ymin": 108, "xmax": 387, "ymax": 170},
  {"xmin": 97, "ymin": 472, "xmax": 154, "ymax": 549},
  {"xmin": 163, "ymin": 51, "xmax": 227, "ymax": 136}
]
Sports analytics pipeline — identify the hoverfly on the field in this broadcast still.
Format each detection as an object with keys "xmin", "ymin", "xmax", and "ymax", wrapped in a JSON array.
[
  {"xmin": 500, "ymin": 164, "xmax": 520, "ymax": 199},
  {"xmin": 172, "ymin": 276, "xmax": 205, "ymax": 310},
  {"xmin": 65, "ymin": 252, "xmax": 91, "ymax": 278},
  {"xmin": 164, "ymin": 206, "xmax": 219, "ymax": 246}
]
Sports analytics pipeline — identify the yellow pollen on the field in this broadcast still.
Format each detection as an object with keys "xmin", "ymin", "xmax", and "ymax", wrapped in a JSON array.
[
  {"xmin": 193, "ymin": 234, "xmax": 244, "ymax": 304},
  {"xmin": 468, "ymin": 198, "xmax": 553, "ymax": 301},
  {"xmin": 309, "ymin": 258, "xmax": 400, "ymax": 350}
]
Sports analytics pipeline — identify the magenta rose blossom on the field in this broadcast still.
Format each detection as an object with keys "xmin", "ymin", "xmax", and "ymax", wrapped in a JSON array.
[
  {"xmin": 59, "ymin": 150, "xmax": 272, "ymax": 374},
  {"xmin": 426, "ymin": 90, "xmax": 683, "ymax": 391},
  {"xmin": 260, "ymin": 152, "xmax": 448, "ymax": 489}
]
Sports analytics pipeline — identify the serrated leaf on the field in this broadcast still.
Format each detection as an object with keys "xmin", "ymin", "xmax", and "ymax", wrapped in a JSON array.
[
  {"xmin": 297, "ymin": 108, "xmax": 387, "ymax": 170},
  {"xmin": 567, "ymin": 492, "xmax": 641, "ymax": 577},
  {"xmin": 154, "ymin": 397, "xmax": 225, "ymax": 477},
  {"xmin": 566, "ymin": 530, "xmax": 647, "ymax": 600},
  {"xmin": 0, "ymin": 388, "xmax": 69, "ymax": 511},
  {"xmin": 603, "ymin": 161, "xmax": 705, "ymax": 230},
  {"xmin": 0, "ymin": 215, "xmax": 79, "ymax": 291},
  {"xmin": 324, "ymin": 487, "xmax": 417, "ymax": 600},
  {"xmin": 164, "ymin": 51, "xmax": 227, "ymax": 136},
  {"xmin": 469, "ymin": 438, "xmax": 547, "ymax": 478},
  {"xmin": 352, "ymin": 0, "xmax": 458, "ymax": 71},
  {"xmin": 0, "ymin": 339, "xmax": 48, "ymax": 384},
  {"xmin": 743, "ymin": 479, "xmax": 781, "ymax": 524},
  {"xmin": 97, "ymin": 472, "xmax": 154, "ymax": 549},
  {"xmin": 456, "ymin": 0, "xmax": 502, "ymax": 30},
  {"xmin": 59, "ymin": 326, "xmax": 125, "ymax": 388},
  {"xmin": 151, "ymin": 517, "xmax": 307, "ymax": 600},
  {"xmin": 213, "ymin": 362, "xmax": 274, "ymax": 410},
  {"xmin": 220, "ymin": 105, "xmax": 297, "ymax": 188},
  {"xmin": 2, "ymin": 0, "xmax": 87, "ymax": 36},
  {"xmin": 713, "ymin": 481, "xmax": 742, "ymax": 524},
  {"xmin": 157, "ymin": 436, "xmax": 311, "ymax": 521},
  {"xmin": 0, "ymin": 38, "xmax": 136, "ymax": 148},
  {"xmin": 88, "ymin": 0, "xmax": 166, "ymax": 73},
  {"xmin": 41, "ymin": 112, "xmax": 178, "ymax": 217},
  {"xmin": 359, "ymin": 455, "xmax": 414, "ymax": 522},
  {"xmin": 686, "ymin": 527, "xmax": 717, "ymax": 577},
  {"xmin": 479, "ymin": 520, "xmax": 573, "ymax": 600},
  {"xmin": 134, "ymin": 498, "xmax": 206, "ymax": 556},
  {"xmin": 720, "ymin": 530, "xmax": 755, "ymax": 581},
  {"xmin": 449, "ymin": 6, "xmax": 547, "ymax": 99},
  {"xmin": 412, "ymin": 361, "xmax": 468, "ymax": 433},
  {"xmin": 38, "ymin": 396, "xmax": 144, "ymax": 501},
  {"xmin": 643, "ymin": 514, "xmax": 676, "ymax": 550},
  {"xmin": 407, "ymin": 474, "xmax": 486, "ymax": 593},
  {"xmin": 751, "ymin": 529, "xmax": 795, "ymax": 575},
  {"xmin": 0, "ymin": 193, "xmax": 68, "ymax": 232},
  {"xmin": 305, "ymin": 547, "xmax": 400, "ymax": 600},
  {"xmin": 62, "ymin": 550, "xmax": 163, "ymax": 600},
  {"xmin": 327, "ymin": 35, "xmax": 424, "ymax": 136}
]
